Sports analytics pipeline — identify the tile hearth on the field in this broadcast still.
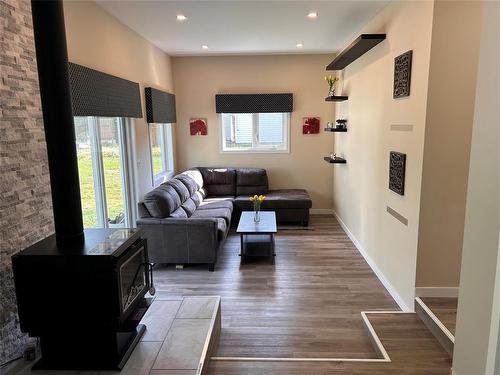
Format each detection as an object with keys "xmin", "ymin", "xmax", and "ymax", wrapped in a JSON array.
[{"xmin": 7, "ymin": 296, "xmax": 221, "ymax": 375}]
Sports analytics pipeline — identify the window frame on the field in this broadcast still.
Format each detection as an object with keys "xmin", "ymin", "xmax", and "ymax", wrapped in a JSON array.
[
  {"xmin": 74, "ymin": 116, "xmax": 136, "ymax": 229},
  {"xmin": 148, "ymin": 122, "xmax": 174, "ymax": 187},
  {"xmin": 219, "ymin": 112, "xmax": 290, "ymax": 154}
]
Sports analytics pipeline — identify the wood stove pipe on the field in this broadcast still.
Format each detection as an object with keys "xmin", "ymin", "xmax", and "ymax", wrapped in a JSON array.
[{"xmin": 31, "ymin": 0, "xmax": 84, "ymax": 244}]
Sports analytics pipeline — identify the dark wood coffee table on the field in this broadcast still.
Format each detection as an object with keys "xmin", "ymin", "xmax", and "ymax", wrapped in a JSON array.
[{"xmin": 236, "ymin": 211, "xmax": 277, "ymax": 264}]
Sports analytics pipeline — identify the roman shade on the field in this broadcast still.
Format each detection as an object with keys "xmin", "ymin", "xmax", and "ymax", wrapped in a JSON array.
[
  {"xmin": 215, "ymin": 93, "xmax": 293, "ymax": 113},
  {"xmin": 145, "ymin": 87, "xmax": 177, "ymax": 123},
  {"xmin": 68, "ymin": 62, "xmax": 142, "ymax": 118}
]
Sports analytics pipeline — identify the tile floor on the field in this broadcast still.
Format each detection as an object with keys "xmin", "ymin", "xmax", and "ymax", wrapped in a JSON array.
[{"xmin": 6, "ymin": 296, "xmax": 220, "ymax": 375}]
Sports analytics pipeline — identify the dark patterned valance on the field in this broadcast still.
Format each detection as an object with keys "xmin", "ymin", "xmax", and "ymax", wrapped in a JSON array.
[
  {"xmin": 68, "ymin": 63, "xmax": 142, "ymax": 118},
  {"xmin": 145, "ymin": 87, "xmax": 176, "ymax": 123},
  {"xmin": 215, "ymin": 93, "xmax": 293, "ymax": 113}
]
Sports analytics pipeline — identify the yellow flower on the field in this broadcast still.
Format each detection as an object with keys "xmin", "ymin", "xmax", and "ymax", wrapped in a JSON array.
[{"xmin": 249, "ymin": 194, "xmax": 266, "ymax": 203}]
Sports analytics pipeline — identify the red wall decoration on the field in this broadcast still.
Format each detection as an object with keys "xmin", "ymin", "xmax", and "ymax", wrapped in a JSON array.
[
  {"xmin": 189, "ymin": 118, "xmax": 208, "ymax": 136},
  {"xmin": 302, "ymin": 117, "xmax": 320, "ymax": 134}
]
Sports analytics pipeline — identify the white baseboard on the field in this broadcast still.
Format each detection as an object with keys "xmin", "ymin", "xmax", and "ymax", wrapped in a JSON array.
[
  {"xmin": 310, "ymin": 208, "xmax": 334, "ymax": 215},
  {"xmin": 332, "ymin": 210, "xmax": 411, "ymax": 312},
  {"xmin": 415, "ymin": 297, "xmax": 455, "ymax": 344},
  {"xmin": 415, "ymin": 287, "xmax": 459, "ymax": 298}
]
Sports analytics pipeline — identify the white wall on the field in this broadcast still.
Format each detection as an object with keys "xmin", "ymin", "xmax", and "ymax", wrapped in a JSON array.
[
  {"xmin": 333, "ymin": 1, "xmax": 434, "ymax": 310},
  {"xmin": 452, "ymin": 2, "xmax": 500, "ymax": 374}
]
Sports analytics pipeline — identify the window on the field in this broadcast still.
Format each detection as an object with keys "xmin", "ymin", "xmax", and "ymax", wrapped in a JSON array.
[
  {"xmin": 148, "ymin": 123, "xmax": 174, "ymax": 186},
  {"xmin": 74, "ymin": 116, "xmax": 136, "ymax": 228},
  {"xmin": 220, "ymin": 112, "xmax": 290, "ymax": 153}
]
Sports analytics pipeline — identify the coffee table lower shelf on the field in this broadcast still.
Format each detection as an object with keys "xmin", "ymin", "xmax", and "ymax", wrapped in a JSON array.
[
  {"xmin": 239, "ymin": 233, "xmax": 276, "ymax": 265},
  {"xmin": 236, "ymin": 211, "xmax": 277, "ymax": 265}
]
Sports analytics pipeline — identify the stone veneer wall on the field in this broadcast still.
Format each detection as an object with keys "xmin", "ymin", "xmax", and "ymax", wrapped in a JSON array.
[{"xmin": 0, "ymin": 0, "xmax": 53, "ymax": 364}]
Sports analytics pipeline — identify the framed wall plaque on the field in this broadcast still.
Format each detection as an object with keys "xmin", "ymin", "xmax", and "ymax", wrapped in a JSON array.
[
  {"xmin": 393, "ymin": 50, "xmax": 413, "ymax": 98},
  {"xmin": 189, "ymin": 118, "xmax": 208, "ymax": 136},
  {"xmin": 302, "ymin": 117, "xmax": 320, "ymax": 134},
  {"xmin": 389, "ymin": 151, "xmax": 406, "ymax": 195}
]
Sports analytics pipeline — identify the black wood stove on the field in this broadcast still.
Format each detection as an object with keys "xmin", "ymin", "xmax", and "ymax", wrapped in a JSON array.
[
  {"xmin": 12, "ymin": 229, "xmax": 153, "ymax": 370},
  {"xmin": 11, "ymin": 0, "xmax": 153, "ymax": 370}
]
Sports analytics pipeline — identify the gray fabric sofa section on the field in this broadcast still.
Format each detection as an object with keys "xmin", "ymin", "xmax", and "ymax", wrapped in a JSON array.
[
  {"xmin": 138, "ymin": 169, "xmax": 229, "ymax": 270},
  {"xmin": 137, "ymin": 167, "xmax": 311, "ymax": 270}
]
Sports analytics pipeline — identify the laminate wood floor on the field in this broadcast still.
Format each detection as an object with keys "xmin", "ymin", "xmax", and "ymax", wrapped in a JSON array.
[
  {"xmin": 153, "ymin": 215, "xmax": 452, "ymax": 374},
  {"xmin": 209, "ymin": 313, "xmax": 452, "ymax": 374},
  {"xmin": 153, "ymin": 215, "xmax": 398, "ymax": 358},
  {"xmin": 421, "ymin": 297, "xmax": 458, "ymax": 335}
]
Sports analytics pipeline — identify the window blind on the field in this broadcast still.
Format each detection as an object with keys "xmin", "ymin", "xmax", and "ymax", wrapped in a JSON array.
[
  {"xmin": 215, "ymin": 93, "xmax": 293, "ymax": 113},
  {"xmin": 68, "ymin": 63, "xmax": 142, "ymax": 118},
  {"xmin": 145, "ymin": 87, "xmax": 176, "ymax": 124}
]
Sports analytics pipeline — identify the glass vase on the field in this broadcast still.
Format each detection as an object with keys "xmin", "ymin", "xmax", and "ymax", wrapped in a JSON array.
[{"xmin": 254, "ymin": 209, "xmax": 260, "ymax": 223}]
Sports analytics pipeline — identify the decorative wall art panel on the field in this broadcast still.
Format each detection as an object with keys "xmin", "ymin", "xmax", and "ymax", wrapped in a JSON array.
[
  {"xmin": 302, "ymin": 117, "xmax": 320, "ymax": 134},
  {"xmin": 190, "ymin": 118, "xmax": 208, "ymax": 136},
  {"xmin": 393, "ymin": 50, "xmax": 413, "ymax": 98},
  {"xmin": 389, "ymin": 151, "xmax": 406, "ymax": 195}
]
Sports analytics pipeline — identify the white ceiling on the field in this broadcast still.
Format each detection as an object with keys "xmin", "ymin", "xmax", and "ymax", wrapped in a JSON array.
[{"xmin": 96, "ymin": 0, "xmax": 390, "ymax": 56}]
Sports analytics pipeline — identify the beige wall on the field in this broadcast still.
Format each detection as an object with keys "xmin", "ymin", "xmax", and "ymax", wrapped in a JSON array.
[
  {"xmin": 415, "ymin": 1, "xmax": 482, "ymax": 288},
  {"xmin": 172, "ymin": 54, "xmax": 334, "ymax": 209},
  {"xmin": 332, "ymin": 1, "xmax": 434, "ymax": 309},
  {"xmin": 453, "ymin": 2, "xmax": 500, "ymax": 374},
  {"xmin": 63, "ymin": 0, "xmax": 174, "ymax": 199}
]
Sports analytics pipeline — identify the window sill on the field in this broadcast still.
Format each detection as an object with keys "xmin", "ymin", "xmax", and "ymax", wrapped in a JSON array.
[{"xmin": 220, "ymin": 149, "xmax": 290, "ymax": 154}]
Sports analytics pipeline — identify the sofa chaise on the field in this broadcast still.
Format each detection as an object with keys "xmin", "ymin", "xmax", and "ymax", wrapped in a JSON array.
[{"xmin": 137, "ymin": 167, "xmax": 311, "ymax": 270}]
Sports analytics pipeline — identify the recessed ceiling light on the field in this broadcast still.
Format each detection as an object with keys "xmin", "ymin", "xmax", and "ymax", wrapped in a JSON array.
[
  {"xmin": 176, "ymin": 14, "xmax": 187, "ymax": 21},
  {"xmin": 296, "ymin": 43, "xmax": 303, "ymax": 48},
  {"xmin": 202, "ymin": 45, "xmax": 209, "ymax": 50},
  {"xmin": 307, "ymin": 12, "xmax": 318, "ymax": 19}
]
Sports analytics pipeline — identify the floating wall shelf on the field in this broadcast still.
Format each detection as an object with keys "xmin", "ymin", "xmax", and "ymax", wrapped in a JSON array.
[
  {"xmin": 324, "ymin": 156, "xmax": 347, "ymax": 164},
  {"xmin": 325, "ymin": 95, "xmax": 348, "ymax": 102},
  {"xmin": 326, "ymin": 34, "xmax": 387, "ymax": 71},
  {"xmin": 324, "ymin": 127, "xmax": 347, "ymax": 132}
]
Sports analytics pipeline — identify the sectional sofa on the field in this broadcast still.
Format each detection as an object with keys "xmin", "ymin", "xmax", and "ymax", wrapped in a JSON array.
[{"xmin": 137, "ymin": 167, "xmax": 311, "ymax": 270}]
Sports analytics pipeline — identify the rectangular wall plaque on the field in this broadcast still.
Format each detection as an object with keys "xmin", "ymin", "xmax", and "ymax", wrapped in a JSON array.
[
  {"xmin": 393, "ymin": 50, "xmax": 413, "ymax": 99},
  {"xmin": 389, "ymin": 151, "xmax": 406, "ymax": 195}
]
